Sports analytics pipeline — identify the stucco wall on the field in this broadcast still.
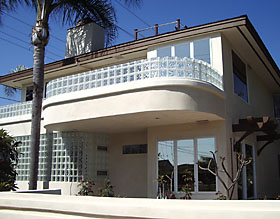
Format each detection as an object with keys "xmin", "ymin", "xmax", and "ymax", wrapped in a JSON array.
[
  {"xmin": 222, "ymin": 35, "xmax": 280, "ymax": 198},
  {"xmin": 108, "ymin": 132, "xmax": 148, "ymax": 198},
  {"xmin": 0, "ymin": 119, "xmax": 46, "ymax": 136}
]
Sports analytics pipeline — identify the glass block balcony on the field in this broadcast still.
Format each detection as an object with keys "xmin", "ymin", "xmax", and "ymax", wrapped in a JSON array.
[
  {"xmin": 0, "ymin": 57, "xmax": 223, "ymax": 120},
  {"xmin": 46, "ymin": 57, "xmax": 223, "ymax": 98},
  {"xmin": 0, "ymin": 101, "xmax": 32, "ymax": 119}
]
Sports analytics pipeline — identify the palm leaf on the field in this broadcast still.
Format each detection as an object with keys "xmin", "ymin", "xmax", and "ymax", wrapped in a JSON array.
[{"xmin": 47, "ymin": 0, "xmax": 117, "ymax": 45}]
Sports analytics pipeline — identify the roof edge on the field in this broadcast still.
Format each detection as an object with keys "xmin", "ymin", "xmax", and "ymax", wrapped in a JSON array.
[{"xmin": 244, "ymin": 17, "xmax": 280, "ymax": 77}]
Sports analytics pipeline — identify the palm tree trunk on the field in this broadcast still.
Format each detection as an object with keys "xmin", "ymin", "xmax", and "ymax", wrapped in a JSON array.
[{"xmin": 29, "ymin": 43, "xmax": 45, "ymax": 190}]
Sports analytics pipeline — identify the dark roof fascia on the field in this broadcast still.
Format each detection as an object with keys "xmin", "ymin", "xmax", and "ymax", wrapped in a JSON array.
[
  {"xmin": 244, "ymin": 17, "xmax": 280, "ymax": 77},
  {"xmin": 1, "ymin": 15, "xmax": 270, "ymax": 84}
]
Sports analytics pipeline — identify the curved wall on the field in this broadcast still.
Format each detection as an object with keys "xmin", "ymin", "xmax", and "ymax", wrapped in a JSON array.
[{"xmin": 43, "ymin": 79, "xmax": 225, "ymax": 132}]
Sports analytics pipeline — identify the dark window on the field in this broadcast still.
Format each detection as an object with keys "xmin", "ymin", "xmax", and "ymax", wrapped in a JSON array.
[
  {"xmin": 25, "ymin": 86, "xmax": 33, "ymax": 101},
  {"xmin": 44, "ymin": 82, "xmax": 49, "ymax": 98},
  {"xmin": 273, "ymin": 95, "xmax": 280, "ymax": 120},
  {"xmin": 97, "ymin": 171, "xmax": 107, "ymax": 176},
  {"xmin": 97, "ymin": 146, "xmax": 108, "ymax": 151},
  {"xmin": 232, "ymin": 51, "xmax": 248, "ymax": 102},
  {"xmin": 123, "ymin": 144, "xmax": 147, "ymax": 154},
  {"xmin": 278, "ymin": 154, "xmax": 280, "ymax": 178}
]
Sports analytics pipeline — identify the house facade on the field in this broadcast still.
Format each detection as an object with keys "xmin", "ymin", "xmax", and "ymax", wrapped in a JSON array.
[{"xmin": 0, "ymin": 15, "xmax": 279, "ymax": 199}]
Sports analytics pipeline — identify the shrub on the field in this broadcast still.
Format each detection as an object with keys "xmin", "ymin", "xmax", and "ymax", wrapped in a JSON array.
[{"xmin": 0, "ymin": 129, "xmax": 20, "ymax": 191}]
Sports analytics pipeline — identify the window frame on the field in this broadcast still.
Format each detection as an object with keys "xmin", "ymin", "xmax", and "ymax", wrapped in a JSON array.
[
  {"xmin": 157, "ymin": 137, "xmax": 217, "ymax": 194},
  {"xmin": 232, "ymin": 51, "xmax": 249, "ymax": 103},
  {"xmin": 154, "ymin": 37, "xmax": 212, "ymax": 65}
]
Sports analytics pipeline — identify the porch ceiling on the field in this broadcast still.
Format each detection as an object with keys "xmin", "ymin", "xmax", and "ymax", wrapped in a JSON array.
[{"xmin": 45, "ymin": 110, "xmax": 223, "ymax": 133}]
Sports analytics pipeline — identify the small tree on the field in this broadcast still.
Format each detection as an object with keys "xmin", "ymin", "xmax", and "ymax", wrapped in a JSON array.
[
  {"xmin": 99, "ymin": 178, "xmax": 114, "ymax": 197},
  {"xmin": 77, "ymin": 179, "xmax": 95, "ymax": 196},
  {"xmin": 0, "ymin": 129, "xmax": 20, "ymax": 191},
  {"xmin": 198, "ymin": 151, "xmax": 252, "ymax": 200},
  {"xmin": 180, "ymin": 169, "xmax": 193, "ymax": 199}
]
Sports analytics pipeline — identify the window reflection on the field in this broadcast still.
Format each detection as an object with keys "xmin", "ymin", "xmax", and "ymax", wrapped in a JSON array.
[
  {"xmin": 155, "ymin": 38, "xmax": 211, "ymax": 64},
  {"xmin": 158, "ymin": 137, "xmax": 216, "ymax": 194},
  {"xmin": 194, "ymin": 39, "xmax": 210, "ymax": 64},
  {"xmin": 175, "ymin": 43, "xmax": 190, "ymax": 58},
  {"xmin": 197, "ymin": 138, "xmax": 216, "ymax": 191},
  {"xmin": 158, "ymin": 141, "xmax": 174, "ymax": 193},
  {"xmin": 177, "ymin": 139, "xmax": 194, "ymax": 191},
  {"xmin": 232, "ymin": 51, "xmax": 248, "ymax": 102},
  {"xmin": 157, "ymin": 47, "xmax": 171, "ymax": 57}
]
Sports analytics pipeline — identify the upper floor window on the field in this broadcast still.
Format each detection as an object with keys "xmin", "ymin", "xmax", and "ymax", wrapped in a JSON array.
[
  {"xmin": 24, "ymin": 82, "xmax": 49, "ymax": 101},
  {"xmin": 273, "ymin": 94, "xmax": 280, "ymax": 120},
  {"xmin": 155, "ymin": 38, "xmax": 211, "ymax": 64},
  {"xmin": 194, "ymin": 39, "xmax": 210, "ymax": 63},
  {"xmin": 25, "ymin": 86, "xmax": 33, "ymax": 101},
  {"xmin": 157, "ymin": 46, "xmax": 171, "ymax": 57},
  {"xmin": 174, "ymin": 42, "xmax": 190, "ymax": 58},
  {"xmin": 232, "ymin": 51, "xmax": 248, "ymax": 102}
]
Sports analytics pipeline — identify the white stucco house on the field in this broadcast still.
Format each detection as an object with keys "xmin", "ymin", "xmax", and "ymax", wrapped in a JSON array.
[{"xmin": 0, "ymin": 15, "xmax": 279, "ymax": 199}]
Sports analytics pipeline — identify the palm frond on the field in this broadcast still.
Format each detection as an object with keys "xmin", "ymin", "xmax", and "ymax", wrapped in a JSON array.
[
  {"xmin": 122, "ymin": 0, "xmax": 142, "ymax": 8},
  {"xmin": 0, "ymin": 0, "xmax": 34, "ymax": 24},
  {"xmin": 47, "ymin": 0, "xmax": 117, "ymax": 45},
  {"xmin": 4, "ymin": 65, "xmax": 28, "ymax": 97},
  {"xmin": 4, "ymin": 86, "xmax": 17, "ymax": 97}
]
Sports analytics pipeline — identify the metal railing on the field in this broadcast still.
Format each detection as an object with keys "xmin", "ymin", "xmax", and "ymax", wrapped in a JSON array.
[
  {"xmin": 46, "ymin": 57, "xmax": 223, "ymax": 99},
  {"xmin": 134, "ymin": 19, "xmax": 187, "ymax": 40}
]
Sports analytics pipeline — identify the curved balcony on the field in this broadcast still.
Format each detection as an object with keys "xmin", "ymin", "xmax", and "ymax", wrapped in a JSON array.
[
  {"xmin": 0, "ymin": 57, "xmax": 223, "ymax": 121},
  {"xmin": 46, "ymin": 57, "xmax": 223, "ymax": 99},
  {"xmin": 0, "ymin": 101, "xmax": 32, "ymax": 119}
]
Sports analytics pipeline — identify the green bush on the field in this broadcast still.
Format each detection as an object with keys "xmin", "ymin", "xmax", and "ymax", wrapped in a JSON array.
[{"xmin": 0, "ymin": 129, "xmax": 20, "ymax": 191}]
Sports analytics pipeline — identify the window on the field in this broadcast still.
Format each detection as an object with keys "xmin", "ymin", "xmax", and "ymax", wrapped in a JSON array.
[
  {"xmin": 273, "ymin": 95, "xmax": 280, "ymax": 120},
  {"xmin": 123, "ymin": 144, "xmax": 147, "ymax": 154},
  {"xmin": 174, "ymin": 43, "xmax": 190, "ymax": 58},
  {"xmin": 194, "ymin": 39, "xmax": 210, "ymax": 64},
  {"xmin": 232, "ymin": 51, "xmax": 248, "ymax": 102},
  {"xmin": 155, "ymin": 38, "xmax": 211, "ymax": 64},
  {"xmin": 237, "ymin": 144, "xmax": 256, "ymax": 199},
  {"xmin": 25, "ymin": 86, "xmax": 33, "ymax": 101},
  {"xmin": 158, "ymin": 137, "xmax": 216, "ymax": 193},
  {"xmin": 157, "ymin": 46, "xmax": 171, "ymax": 57}
]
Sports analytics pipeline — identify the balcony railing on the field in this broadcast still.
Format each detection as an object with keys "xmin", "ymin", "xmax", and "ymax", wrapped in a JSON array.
[
  {"xmin": 46, "ymin": 57, "xmax": 223, "ymax": 98},
  {"xmin": 0, "ymin": 57, "xmax": 223, "ymax": 119},
  {"xmin": 0, "ymin": 101, "xmax": 32, "ymax": 119}
]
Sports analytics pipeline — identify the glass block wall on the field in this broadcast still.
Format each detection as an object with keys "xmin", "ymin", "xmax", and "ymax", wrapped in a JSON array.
[
  {"xmin": 15, "ymin": 134, "xmax": 49, "ymax": 181},
  {"xmin": 15, "ymin": 132, "xmax": 108, "ymax": 183}
]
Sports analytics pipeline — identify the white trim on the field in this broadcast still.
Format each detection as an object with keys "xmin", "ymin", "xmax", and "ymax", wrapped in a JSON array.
[
  {"xmin": 240, "ymin": 143, "xmax": 257, "ymax": 200},
  {"xmin": 241, "ymin": 142, "xmax": 247, "ymax": 199},
  {"xmin": 252, "ymin": 144, "xmax": 258, "ymax": 199},
  {"xmin": 190, "ymin": 42, "xmax": 194, "ymax": 59},
  {"xmin": 173, "ymin": 140, "xmax": 178, "ymax": 192},
  {"xmin": 194, "ymin": 138, "xmax": 198, "ymax": 193},
  {"xmin": 157, "ymin": 137, "xmax": 217, "ymax": 194}
]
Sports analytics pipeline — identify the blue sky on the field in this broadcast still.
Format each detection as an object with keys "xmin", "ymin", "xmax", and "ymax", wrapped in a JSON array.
[{"xmin": 0, "ymin": 0, "xmax": 279, "ymax": 105}]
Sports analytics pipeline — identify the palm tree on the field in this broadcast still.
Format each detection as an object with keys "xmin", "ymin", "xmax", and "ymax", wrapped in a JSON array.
[{"xmin": 1, "ymin": 0, "xmax": 141, "ymax": 190}]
